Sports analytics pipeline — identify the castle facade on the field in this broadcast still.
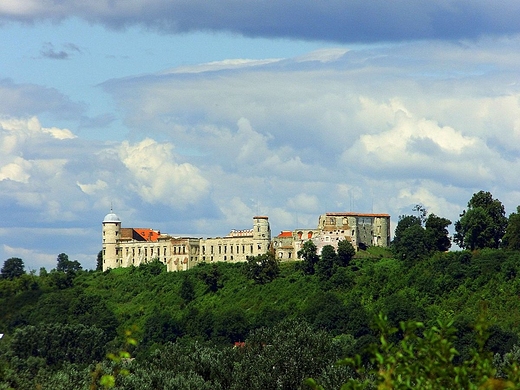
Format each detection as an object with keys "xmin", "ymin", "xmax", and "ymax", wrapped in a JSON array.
[{"xmin": 101, "ymin": 211, "xmax": 389, "ymax": 272}]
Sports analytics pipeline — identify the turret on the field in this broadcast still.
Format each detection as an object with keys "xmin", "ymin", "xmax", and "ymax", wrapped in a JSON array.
[
  {"xmin": 252, "ymin": 216, "xmax": 271, "ymax": 256},
  {"xmin": 102, "ymin": 210, "xmax": 121, "ymax": 271}
]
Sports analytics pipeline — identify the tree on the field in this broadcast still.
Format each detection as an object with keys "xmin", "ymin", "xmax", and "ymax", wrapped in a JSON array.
[
  {"xmin": 56, "ymin": 253, "xmax": 82, "ymax": 273},
  {"xmin": 1, "ymin": 257, "xmax": 25, "ymax": 280},
  {"xmin": 198, "ymin": 264, "xmax": 223, "ymax": 293},
  {"xmin": 244, "ymin": 252, "xmax": 280, "ymax": 284},
  {"xmin": 307, "ymin": 315, "xmax": 520, "ymax": 390},
  {"xmin": 392, "ymin": 215, "xmax": 422, "ymax": 248},
  {"xmin": 393, "ymin": 210, "xmax": 452, "ymax": 262},
  {"xmin": 143, "ymin": 312, "xmax": 183, "ymax": 346},
  {"xmin": 179, "ymin": 275, "xmax": 196, "ymax": 304},
  {"xmin": 297, "ymin": 240, "xmax": 319, "ymax": 275},
  {"xmin": 337, "ymin": 239, "xmax": 356, "ymax": 267},
  {"xmin": 454, "ymin": 190, "xmax": 507, "ymax": 250},
  {"xmin": 425, "ymin": 213, "xmax": 452, "ymax": 252},
  {"xmin": 392, "ymin": 215, "xmax": 425, "ymax": 261},
  {"xmin": 394, "ymin": 224, "xmax": 431, "ymax": 263},
  {"xmin": 233, "ymin": 319, "xmax": 347, "ymax": 390},
  {"xmin": 502, "ymin": 206, "xmax": 520, "ymax": 250},
  {"xmin": 316, "ymin": 245, "xmax": 337, "ymax": 281},
  {"xmin": 96, "ymin": 250, "xmax": 103, "ymax": 271}
]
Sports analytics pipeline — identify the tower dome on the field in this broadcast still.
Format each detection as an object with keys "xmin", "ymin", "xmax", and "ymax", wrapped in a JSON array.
[{"xmin": 103, "ymin": 211, "xmax": 121, "ymax": 223}]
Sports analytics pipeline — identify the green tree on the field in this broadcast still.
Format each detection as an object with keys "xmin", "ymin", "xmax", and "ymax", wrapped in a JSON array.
[
  {"xmin": 503, "ymin": 206, "xmax": 520, "ymax": 250},
  {"xmin": 337, "ymin": 239, "xmax": 356, "ymax": 267},
  {"xmin": 179, "ymin": 275, "xmax": 196, "ymax": 304},
  {"xmin": 425, "ymin": 213, "xmax": 452, "ymax": 252},
  {"xmin": 213, "ymin": 308, "xmax": 249, "ymax": 344},
  {"xmin": 392, "ymin": 215, "xmax": 428, "ymax": 262},
  {"xmin": 392, "ymin": 215, "xmax": 422, "ymax": 247},
  {"xmin": 9, "ymin": 323, "xmax": 106, "ymax": 366},
  {"xmin": 1, "ymin": 257, "xmax": 25, "ymax": 280},
  {"xmin": 96, "ymin": 250, "xmax": 103, "ymax": 271},
  {"xmin": 297, "ymin": 240, "xmax": 319, "ymax": 275},
  {"xmin": 316, "ymin": 245, "xmax": 337, "ymax": 281},
  {"xmin": 142, "ymin": 312, "xmax": 183, "ymax": 346},
  {"xmin": 455, "ymin": 190, "xmax": 508, "ymax": 250},
  {"xmin": 198, "ymin": 264, "xmax": 223, "ymax": 293},
  {"xmin": 393, "ymin": 211, "xmax": 452, "ymax": 261},
  {"xmin": 56, "ymin": 253, "xmax": 82, "ymax": 273},
  {"xmin": 233, "ymin": 319, "xmax": 343, "ymax": 390},
  {"xmin": 308, "ymin": 315, "xmax": 520, "ymax": 390},
  {"xmin": 244, "ymin": 252, "xmax": 280, "ymax": 284}
]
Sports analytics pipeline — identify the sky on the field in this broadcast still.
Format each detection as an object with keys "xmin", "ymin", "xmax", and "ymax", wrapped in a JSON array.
[{"xmin": 1, "ymin": 1, "xmax": 520, "ymax": 270}]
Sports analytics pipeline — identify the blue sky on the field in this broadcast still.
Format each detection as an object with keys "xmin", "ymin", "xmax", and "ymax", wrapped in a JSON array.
[{"xmin": 1, "ymin": 1, "xmax": 520, "ymax": 270}]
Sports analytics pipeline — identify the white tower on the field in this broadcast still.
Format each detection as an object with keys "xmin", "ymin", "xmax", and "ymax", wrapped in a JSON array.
[
  {"xmin": 102, "ymin": 210, "xmax": 121, "ymax": 271},
  {"xmin": 252, "ymin": 216, "xmax": 271, "ymax": 256}
]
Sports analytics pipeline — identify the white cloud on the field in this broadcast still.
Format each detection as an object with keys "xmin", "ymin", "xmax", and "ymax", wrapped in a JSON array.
[
  {"xmin": 118, "ymin": 138, "xmax": 210, "ymax": 208},
  {"xmin": 287, "ymin": 193, "xmax": 320, "ymax": 213},
  {"xmin": 77, "ymin": 179, "xmax": 108, "ymax": 195},
  {"xmin": 0, "ymin": 157, "xmax": 31, "ymax": 183},
  {"xmin": 42, "ymin": 126, "xmax": 76, "ymax": 139},
  {"xmin": 3, "ymin": 244, "xmax": 56, "ymax": 270}
]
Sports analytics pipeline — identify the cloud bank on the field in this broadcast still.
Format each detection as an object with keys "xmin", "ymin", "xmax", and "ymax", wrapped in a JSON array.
[
  {"xmin": 3, "ymin": 35, "xmax": 520, "ymax": 269},
  {"xmin": 2, "ymin": 1, "xmax": 520, "ymax": 42}
]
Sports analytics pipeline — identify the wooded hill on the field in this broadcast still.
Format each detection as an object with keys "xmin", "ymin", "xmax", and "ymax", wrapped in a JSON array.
[{"xmin": 2, "ymin": 245, "xmax": 520, "ymax": 389}]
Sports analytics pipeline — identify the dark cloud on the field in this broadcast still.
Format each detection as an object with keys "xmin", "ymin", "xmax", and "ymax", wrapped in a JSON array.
[{"xmin": 2, "ymin": 1, "xmax": 520, "ymax": 42}]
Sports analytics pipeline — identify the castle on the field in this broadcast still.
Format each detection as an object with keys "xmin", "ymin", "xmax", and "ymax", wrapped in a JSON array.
[{"xmin": 102, "ymin": 211, "xmax": 390, "ymax": 272}]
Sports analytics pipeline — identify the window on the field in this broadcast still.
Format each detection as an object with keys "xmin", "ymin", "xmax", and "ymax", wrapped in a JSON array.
[
  {"xmin": 288, "ymin": 252, "xmax": 292, "ymax": 259},
  {"xmin": 218, "ymin": 246, "xmax": 222, "ymax": 254}
]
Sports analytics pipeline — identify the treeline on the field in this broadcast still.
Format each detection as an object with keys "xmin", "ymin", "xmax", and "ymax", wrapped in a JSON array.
[{"xmin": 393, "ymin": 191, "xmax": 520, "ymax": 263}]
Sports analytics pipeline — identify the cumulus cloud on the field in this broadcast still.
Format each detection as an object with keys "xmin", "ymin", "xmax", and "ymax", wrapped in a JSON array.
[
  {"xmin": 1, "ymin": 1, "xmax": 520, "ymax": 42},
  {"xmin": 118, "ymin": 138, "xmax": 210, "ymax": 208}
]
